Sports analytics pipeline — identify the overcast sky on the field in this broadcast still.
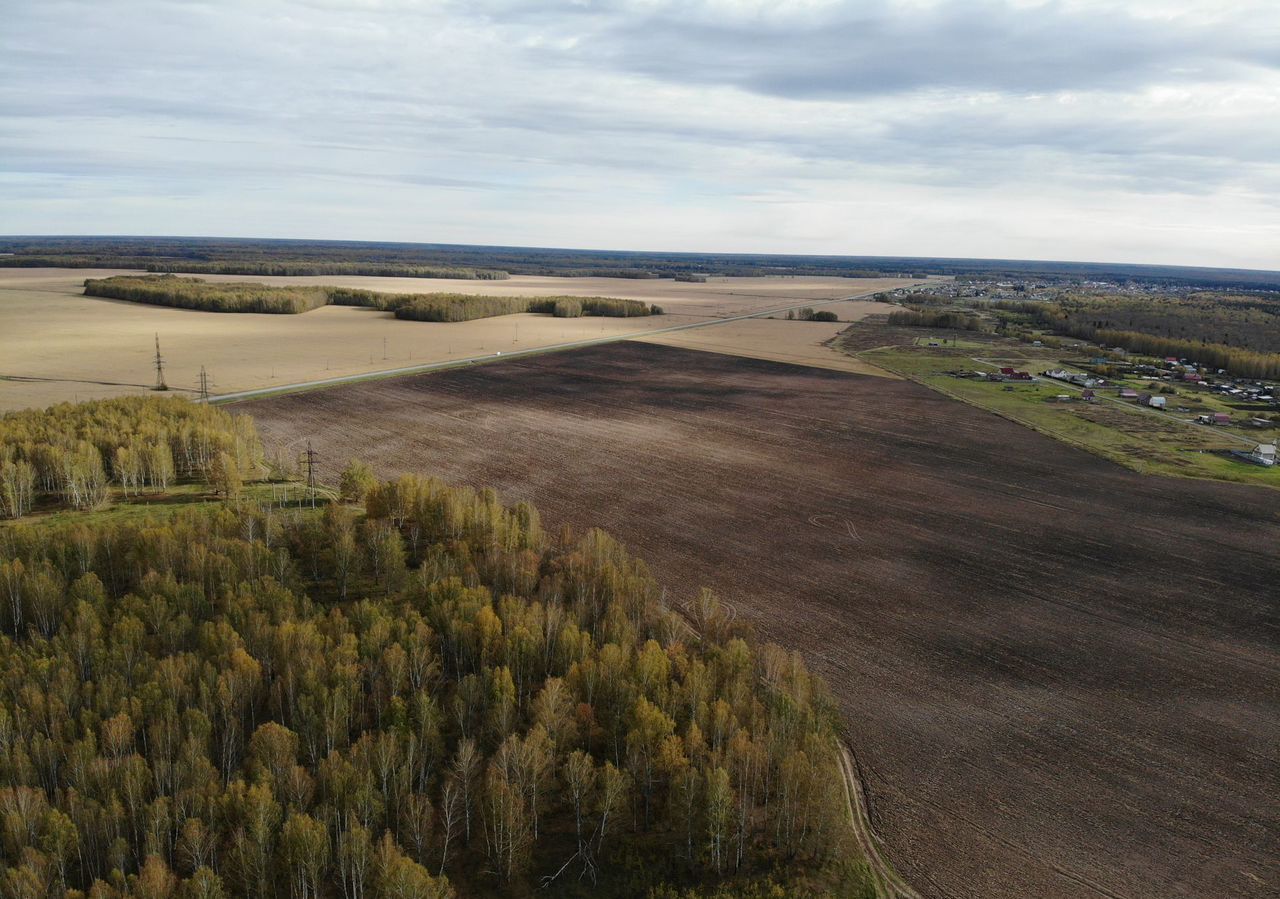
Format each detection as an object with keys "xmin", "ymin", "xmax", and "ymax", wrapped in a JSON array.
[{"xmin": 2, "ymin": 0, "xmax": 1278, "ymax": 268}]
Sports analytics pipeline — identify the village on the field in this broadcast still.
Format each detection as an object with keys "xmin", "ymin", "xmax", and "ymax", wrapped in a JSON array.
[{"xmin": 945, "ymin": 348, "xmax": 1278, "ymax": 468}]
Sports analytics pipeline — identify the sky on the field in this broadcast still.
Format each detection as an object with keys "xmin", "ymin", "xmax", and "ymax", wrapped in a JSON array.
[{"xmin": 2, "ymin": 0, "xmax": 1278, "ymax": 269}]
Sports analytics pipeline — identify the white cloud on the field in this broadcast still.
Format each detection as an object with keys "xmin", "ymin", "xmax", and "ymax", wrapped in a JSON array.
[{"xmin": 0, "ymin": 0, "xmax": 1277, "ymax": 268}]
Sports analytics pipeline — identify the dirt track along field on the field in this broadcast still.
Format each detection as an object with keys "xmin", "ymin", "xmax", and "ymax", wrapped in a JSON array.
[
  {"xmin": 0, "ymin": 268, "xmax": 913, "ymax": 411},
  {"xmin": 238, "ymin": 342, "xmax": 1280, "ymax": 899}
]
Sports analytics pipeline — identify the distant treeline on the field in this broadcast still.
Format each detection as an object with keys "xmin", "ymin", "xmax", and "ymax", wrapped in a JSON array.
[
  {"xmin": 5, "ymin": 235, "xmax": 1279, "ymax": 287},
  {"xmin": 1072, "ymin": 327, "xmax": 1280, "ymax": 379},
  {"xmin": 84, "ymin": 276, "xmax": 330, "ymax": 314},
  {"xmin": 1003, "ymin": 294, "xmax": 1280, "ymax": 379},
  {"xmin": 784, "ymin": 308, "xmax": 839, "ymax": 322},
  {"xmin": 1055, "ymin": 292, "xmax": 1280, "ymax": 355},
  {"xmin": 394, "ymin": 294, "xmax": 659, "ymax": 323},
  {"xmin": 145, "ymin": 261, "xmax": 510, "ymax": 280},
  {"xmin": 83, "ymin": 276, "xmax": 661, "ymax": 321},
  {"xmin": 888, "ymin": 309, "xmax": 984, "ymax": 331}
]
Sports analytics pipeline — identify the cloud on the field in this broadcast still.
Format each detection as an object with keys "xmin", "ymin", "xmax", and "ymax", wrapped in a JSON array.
[
  {"xmin": 0, "ymin": 0, "xmax": 1277, "ymax": 268},
  {"xmin": 470, "ymin": 0, "xmax": 1280, "ymax": 96}
]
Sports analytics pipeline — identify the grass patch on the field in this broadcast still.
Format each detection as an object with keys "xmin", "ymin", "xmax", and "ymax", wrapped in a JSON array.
[
  {"xmin": 911, "ymin": 335, "xmax": 988, "ymax": 349},
  {"xmin": 1, "ymin": 481, "xmax": 322, "ymax": 528},
  {"xmin": 859, "ymin": 343, "xmax": 1277, "ymax": 489}
]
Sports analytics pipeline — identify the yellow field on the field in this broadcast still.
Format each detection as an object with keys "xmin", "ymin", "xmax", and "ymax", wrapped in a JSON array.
[
  {"xmin": 633, "ymin": 312, "xmax": 896, "ymax": 377},
  {"xmin": 0, "ymin": 269, "xmax": 915, "ymax": 410}
]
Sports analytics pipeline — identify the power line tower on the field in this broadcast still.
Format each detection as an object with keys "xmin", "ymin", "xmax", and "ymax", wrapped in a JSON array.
[
  {"xmin": 197, "ymin": 366, "xmax": 211, "ymax": 403},
  {"xmin": 300, "ymin": 441, "xmax": 320, "ymax": 508},
  {"xmin": 153, "ymin": 334, "xmax": 168, "ymax": 391}
]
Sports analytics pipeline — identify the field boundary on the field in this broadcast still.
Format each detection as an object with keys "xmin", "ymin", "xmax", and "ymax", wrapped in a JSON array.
[
  {"xmin": 854, "ymin": 345, "xmax": 1276, "ymax": 488},
  {"xmin": 216, "ymin": 288, "xmax": 903, "ymax": 403},
  {"xmin": 838, "ymin": 743, "xmax": 924, "ymax": 899}
]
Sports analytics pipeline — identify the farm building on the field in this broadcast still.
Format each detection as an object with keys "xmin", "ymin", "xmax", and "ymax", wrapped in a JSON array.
[
  {"xmin": 1232, "ymin": 443, "xmax": 1276, "ymax": 467},
  {"xmin": 1120, "ymin": 389, "xmax": 1138, "ymax": 399},
  {"xmin": 1044, "ymin": 369, "xmax": 1096, "ymax": 387},
  {"xmin": 1148, "ymin": 396, "xmax": 1167, "ymax": 409}
]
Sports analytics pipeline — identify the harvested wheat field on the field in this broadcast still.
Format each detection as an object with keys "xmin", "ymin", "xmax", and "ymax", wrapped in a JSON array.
[
  {"xmin": 239, "ymin": 342, "xmax": 1280, "ymax": 899},
  {"xmin": 635, "ymin": 313, "xmax": 894, "ymax": 375},
  {"xmin": 0, "ymin": 268, "xmax": 914, "ymax": 411}
]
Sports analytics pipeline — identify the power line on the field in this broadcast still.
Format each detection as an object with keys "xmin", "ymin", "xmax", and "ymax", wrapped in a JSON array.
[
  {"xmin": 300, "ymin": 441, "xmax": 320, "ymax": 508},
  {"xmin": 197, "ymin": 366, "xmax": 211, "ymax": 403},
  {"xmin": 153, "ymin": 334, "xmax": 168, "ymax": 391}
]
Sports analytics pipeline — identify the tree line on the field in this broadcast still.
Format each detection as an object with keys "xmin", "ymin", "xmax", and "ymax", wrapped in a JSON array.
[
  {"xmin": 82, "ymin": 277, "xmax": 662, "ymax": 323},
  {"xmin": 0, "ymin": 405, "xmax": 865, "ymax": 897},
  {"xmin": 1006, "ymin": 297, "xmax": 1280, "ymax": 379},
  {"xmin": 887, "ymin": 309, "xmax": 984, "ymax": 331},
  {"xmin": 143, "ymin": 264, "xmax": 509, "ymax": 281},
  {"xmin": 783, "ymin": 309, "xmax": 838, "ymax": 323},
  {"xmin": 1053, "ymin": 291, "xmax": 1280, "ymax": 355},
  {"xmin": 392, "ymin": 295, "xmax": 660, "ymax": 323},
  {"xmin": 1075, "ymin": 328, "xmax": 1280, "ymax": 379},
  {"xmin": 0, "ymin": 397, "xmax": 261, "ymax": 519},
  {"xmin": 83, "ymin": 277, "xmax": 331, "ymax": 315}
]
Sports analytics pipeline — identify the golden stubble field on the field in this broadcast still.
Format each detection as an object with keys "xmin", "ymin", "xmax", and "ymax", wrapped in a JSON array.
[
  {"xmin": 0, "ymin": 269, "xmax": 916, "ymax": 410},
  {"xmin": 636, "ymin": 309, "xmax": 896, "ymax": 377}
]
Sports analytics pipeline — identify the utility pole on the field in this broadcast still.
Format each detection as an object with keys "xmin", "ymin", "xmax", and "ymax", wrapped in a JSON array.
[
  {"xmin": 382, "ymin": 337, "xmax": 388, "ymax": 360},
  {"xmin": 153, "ymin": 334, "xmax": 168, "ymax": 391},
  {"xmin": 197, "ymin": 366, "xmax": 211, "ymax": 403},
  {"xmin": 300, "ymin": 441, "xmax": 319, "ymax": 508}
]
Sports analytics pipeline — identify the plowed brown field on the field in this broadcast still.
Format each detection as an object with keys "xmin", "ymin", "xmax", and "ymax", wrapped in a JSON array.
[{"xmin": 238, "ymin": 342, "xmax": 1280, "ymax": 899}]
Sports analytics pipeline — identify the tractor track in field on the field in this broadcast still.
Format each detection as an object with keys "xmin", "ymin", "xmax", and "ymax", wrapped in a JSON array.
[{"xmin": 839, "ymin": 743, "xmax": 925, "ymax": 899}]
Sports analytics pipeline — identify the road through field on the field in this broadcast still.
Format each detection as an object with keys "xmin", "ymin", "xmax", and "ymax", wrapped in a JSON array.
[{"xmin": 238, "ymin": 343, "xmax": 1280, "ymax": 899}]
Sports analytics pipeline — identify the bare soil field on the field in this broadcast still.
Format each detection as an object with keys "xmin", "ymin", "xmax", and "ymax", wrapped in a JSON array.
[
  {"xmin": 239, "ymin": 343, "xmax": 1279, "ymax": 899},
  {"xmin": 0, "ymin": 269, "xmax": 913, "ymax": 411}
]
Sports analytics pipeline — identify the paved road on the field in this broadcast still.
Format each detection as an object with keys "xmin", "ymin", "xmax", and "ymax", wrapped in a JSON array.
[{"xmin": 213, "ymin": 289, "xmax": 896, "ymax": 403}]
